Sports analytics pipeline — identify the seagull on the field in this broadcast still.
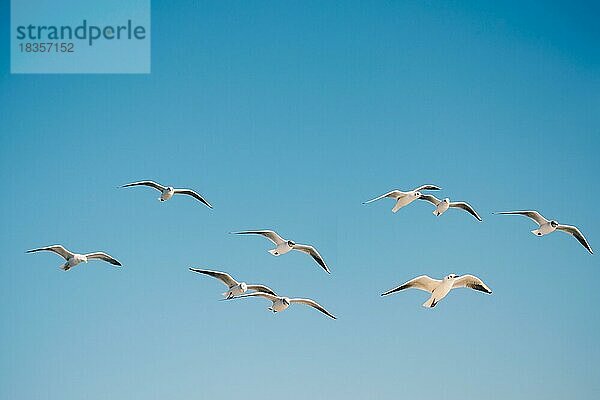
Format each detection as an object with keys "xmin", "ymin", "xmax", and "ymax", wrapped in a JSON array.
[
  {"xmin": 363, "ymin": 184, "xmax": 441, "ymax": 213},
  {"xmin": 26, "ymin": 245, "xmax": 122, "ymax": 271},
  {"xmin": 495, "ymin": 210, "xmax": 593, "ymax": 254},
  {"xmin": 381, "ymin": 274, "xmax": 492, "ymax": 308},
  {"xmin": 231, "ymin": 292, "xmax": 336, "ymax": 319},
  {"xmin": 121, "ymin": 180, "xmax": 212, "ymax": 208},
  {"xmin": 418, "ymin": 194, "xmax": 482, "ymax": 221},
  {"xmin": 189, "ymin": 268, "xmax": 276, "ymax": 299},
  {"xmin": 232, "ymin": 230, "xmax": 330, "ymax": 274}
]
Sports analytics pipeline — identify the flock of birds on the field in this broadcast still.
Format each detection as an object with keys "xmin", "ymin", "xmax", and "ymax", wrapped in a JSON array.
[{"xmin": 26, "ymin": 180, "xmax": 594, "ymax": 320}]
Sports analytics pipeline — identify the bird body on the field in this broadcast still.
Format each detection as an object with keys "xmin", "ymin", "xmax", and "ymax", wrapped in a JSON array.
[
  {"xmin": 269, "ymin": 297, "xmax": 291, "ymax": 313},
  {"xmin": 26, "ymin": 245, "xmax": 122, "ymax": 271},
  {"xmin": 496, "ymin": 210, "xmax": 592, "ymax": 254},
  {"xmin": 224, "ymin": 282, "xmax": 248, "ymax": 299},
  {"xmin": 418, "ymin": 194, "xmax": 482, "ymax": 221},
  {"xmin": 433, "ymin": 198, "xmax": 451, "ymax": 216},
  {"xmin": 122, "ymin": 180, "xmax": 212, "ymax": 208},
  {"xmin": 392, "ymin": 193, "xmax": 420, "ymax": 212},
  {"xmin": 532, "ymin": 221, "xmax": 557, "ymax": 236},
  {"xmin": 188, "ymin": 268, "xmax": 275, "ymax": 299},
  {"xmin": 232, "ymin": 230, "xmax": 330, "ymax": 273},
  {"xmin": 381, "ymin": 274, "xmax": 492, "ymax": 308},
  {"xmin": 269, "ymin": 241, "xmax": 294, "ymax": 256},
  {"xmin": 423, "ymin": 276, "xmax": 455, "ymax": 308},
  {"xmin": 160, "ymin": 187, "xmax": 175, "ymax": 202},
  {"xmin": 68, "ymin": 253, "xmax": 88, "ymax": 269},
  {"xmin": 232, "ymin": 292, "xmax": 336, "ymax": 319},
  {"xmin": 363, "ymin": 184, "xmax": 442, "ymax": 213}
]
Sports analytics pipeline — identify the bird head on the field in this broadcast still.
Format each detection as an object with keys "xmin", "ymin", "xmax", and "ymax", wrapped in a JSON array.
[
  {"xmin": 167, "ymin": 186, "xmax": 174, "ymax": 192},
  {"xmin": 240, "ymin": 282, "xmax": 248, "ymax": 292},
  {"xmin": 282, "ymin": 297, "xmax": 291, "ymax": 306},
  {"xmin": 413, "ymin": 191, "xmax": 422, "ymax": 198},
  {"xmin": 445, "ymin": 274, "xmax": 459, "ymax": 280},
  {"xmin": 443, "ymin": 198, "xmax": 450, "ymax": 203},
  {"xmin": 550, "ymin": 220, "xmax": 559, "ymax": 228},
  {"xmin": 287, "ymin": 240, "xmax": 296, "ymax": 247}
]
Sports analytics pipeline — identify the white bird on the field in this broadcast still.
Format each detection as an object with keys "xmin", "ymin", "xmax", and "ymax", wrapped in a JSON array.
[
  {"xmin": 495, "ymin": 210, "xmax": 593, "ymax": 254},
  {"xmin": 232, "ymin": 230, "xmax": 330, "ymax": 274},
  {"xmin": 26, "ymin": 245, "xmax": 122, "ymax": 271},
  {"xmin": 418, "ymin": 194, "xmax": 482, "ymax": 221},
  {"xmin": 189, "ymin": 268, "xmax": 276, "ymax": 299},
  {"xmin": 363, "ymin": 184, "xmax": 441, "ymax": 213},
  {"xmin": 381, "ymin": 274, "xmax": 492, "ymax": 308},
  {"xmin": 232, "ymin": 292, "xmax": 337, "ymax": 319},
  {"xmin": 122, "ymin": 180, "xmax": 212, "ymax": 208}
]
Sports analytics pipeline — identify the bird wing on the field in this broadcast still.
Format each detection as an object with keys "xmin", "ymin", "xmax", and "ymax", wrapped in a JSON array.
[
  {"xmin": 246, "ymin": 284, "xmax": 277, "ymax": 296},
  {"xmin": 362, "ymin": 190, "xmax": 405, "ymax": 204},
  {"xmin": 230, "ymin": 292, "xmax": 279, "ymax": 302},
  {"xmin": 449, "ymin": 201, "xmax": 482, "ymax": 221},
  {"xmin": 26, "ymin": 245, "xmax": 74, "ymax": 260},
  {"xmin": 413, "ymin": 184, "xmax": 442, "ymax": 192},
  {"xmin": 495, "ymin": 210, "xmax": 548, "ymax": 226},
  {"xmin": 556, "ymin": 225, "xmax": 593, "ymax": 254},
  {"xmin": 85, "ymin": 252, "xmax": 122, "ymax": 266},
  {"xmin": 232, "ymin": 230, "xmax": 285, "ymax": 245},
  {"xmin": 292, "ymin": 244, "xmax": 330, "ymax": 274},
  {"xmin": 189, "ymin": 268, "xmax": 238, "ymax": 288},
  {"xmin": 452, "ymin": 275, "xmax": 492, "ymax": 294},
  {"xmin": 173, "ymin": 189, "xmax": 213, "ymax": 208},
  {"xmin": 418, "ymin": 194, "xmax": 441, "ymax": 205},
  {"xmin": 381, "ymin": 275, "xmax": 441, "ymax": 296},
  {"xmin": 121, "ymin": 180, "xmax": 166, "ymax": 192},
  {"xmin": 290, "ymin": 298, "xmax": 337, "ymax": 319}
]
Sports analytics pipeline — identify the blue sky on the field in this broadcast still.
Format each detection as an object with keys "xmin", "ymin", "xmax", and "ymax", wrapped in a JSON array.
[{"xmin": 1, "ymin": 1, "xmax": 598, "ymax": 399}]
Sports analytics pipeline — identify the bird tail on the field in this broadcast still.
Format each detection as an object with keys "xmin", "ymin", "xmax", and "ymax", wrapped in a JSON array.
[
  {"xmin": 422, "ymin": 297, "xmax": 437, "ymax": 308},
  {"xmin": 60, "ymin": 262, "xmax": 70, "ymax": 271},
  {"xmin": 433, "ymin": 210, "xmax": 440, "ymax": 216},
  {"xmin": 268, "ymin": 249, "xmax": 279, "ymax": 256},
  {"xmin": 392, "ymin": 200, "xmax": 403, "ymax": 213},
  {"xmin": 531, "ymin": 229, "xmax": 543, "ymax": 236}
]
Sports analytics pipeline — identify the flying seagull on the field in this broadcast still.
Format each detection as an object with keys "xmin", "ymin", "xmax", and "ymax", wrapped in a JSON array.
[
  {"xmin": 121, "ymin": 180, "xmax": 212, "ymax": 208},
  {"xmin": 495, "ymin": 210, "xmax": 593, "ymax": 254},
  {"xmin": 231, "ymin": 292, "xmax": 336, "ymax": 319},
  {"xmin": 381, "ymin": 274, "xmax": 492, "ymax": 308},
  {"xmin": 232, "ymin": 230, "xmax": 330, "ymax": 274},
  {"xmin": 26, "ymin": 245, "xmax": 122, "ymax": 271},
  {"xmin": 363, "ymin": 184, "xmax": 441, "ymax": 213},
  {"xmin": 189, "ymin": 268, "xmax": 276, "ymax": 299},
  {"xmin": 418, "ymin": 194, "xmax": 482, "ymax": 221}
]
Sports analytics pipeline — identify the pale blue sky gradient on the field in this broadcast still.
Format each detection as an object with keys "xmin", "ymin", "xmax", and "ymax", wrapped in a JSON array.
[{"xmin": 1, "ymin": 1, "xmax": 599, "ymax": 399}]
